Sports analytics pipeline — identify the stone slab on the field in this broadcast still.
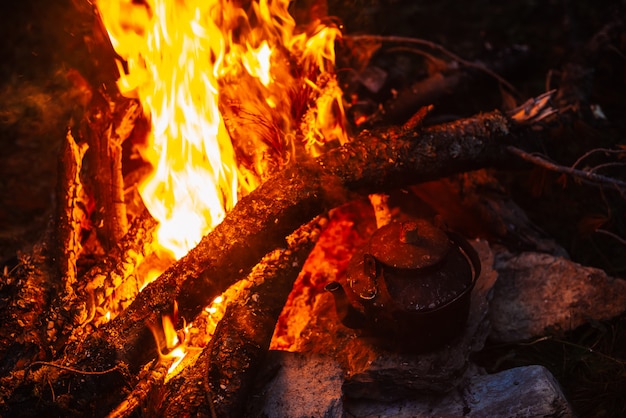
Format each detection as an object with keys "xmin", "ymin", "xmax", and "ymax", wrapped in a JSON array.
[
  {"xmin": 344, "ymin": 365, "xmax": 575, "ymax": 418},
  {"xmin": 247, "ymin": 351, "xmax": 344, "ymax": 418},
  {"xmin": 490, "ymin": 252, "xmax": 626, "ymax": 343}
]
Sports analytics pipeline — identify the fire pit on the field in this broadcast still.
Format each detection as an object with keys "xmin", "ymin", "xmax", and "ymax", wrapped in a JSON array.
[{"xmin": 1, "ymin": 0, "xmax": 625, "ymax": 417}]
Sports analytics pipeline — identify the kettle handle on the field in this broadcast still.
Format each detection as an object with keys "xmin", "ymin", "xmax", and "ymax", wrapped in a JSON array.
[
  {"xmin": 447, "ymin": 231, "xmax": 481, "ymax": 289},
  {"xmin": 360, "ymin": 253, "xmax": 396, "ymax": 308}
]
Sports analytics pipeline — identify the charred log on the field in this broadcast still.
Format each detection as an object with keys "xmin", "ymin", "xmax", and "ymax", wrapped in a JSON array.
[
  {"xmin": 159, "ymin": 216, "xmax": 326, "ymax": 417},
  {"xmin": 55, "ymin": 129, "xmax": 88, "ymax": 296},
  {"xmin": 65, "ymin": 210, "xmax": 157, "ymax": 336},
  {"xmin": 5, "ymin": 109, "xmax": 520, "ymax": 415},
  {"xmin": 115, "ymin": 110, "xmax": 514, "ymax": 370},
  {"xmin": 81, "ymin": 93, "xmax": 139, "ymax": 251}
]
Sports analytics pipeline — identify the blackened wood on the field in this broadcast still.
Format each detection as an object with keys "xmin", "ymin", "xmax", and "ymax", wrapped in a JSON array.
[
  {"xmin": 104, "ymin": 111, "xmax": 513, "ymax": 368},
  {"xmin": 159, "ymin": 217, "xmax": 325, "ymax": 417},
  {"xmin": 355, "ymin": 45, "xmax": 529, "ymax": 127},
  {"xmin": 17, "ymin": 111, "xmax": 515, "ymax": 415},
  {"xmin": 117, "ymin": 111, "xmax": 510, "ymax": 371},
  {"xmin": 82, "ymin": 93, "xmax": 139, "ymax": 251},
  {"xmin": 55, "ymin": 129, "xmax": 88, "ymax": 295},
  {"xmin": 68, "ymin": 209, "xmax": 157, "ymax": 330},
  {"xmin": 205, "ymin": 216, "xmax": 325, "ymax": 417},
  {"xmin": 106, "ymin": 361, "xmax": 168, "ymax": 418}
]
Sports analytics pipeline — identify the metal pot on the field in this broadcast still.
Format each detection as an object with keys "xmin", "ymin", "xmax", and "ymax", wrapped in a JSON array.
[{"xmin": 325, "ymin": 219, "xmax": 480, "ymax": 352}]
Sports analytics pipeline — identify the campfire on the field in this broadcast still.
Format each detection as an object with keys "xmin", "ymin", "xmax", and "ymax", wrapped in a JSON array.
[{"xmin": 1, "ymin": 0, "xmax": 625, "ymax": 417}]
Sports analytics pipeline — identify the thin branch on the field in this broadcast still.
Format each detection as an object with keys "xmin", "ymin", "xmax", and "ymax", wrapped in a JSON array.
[
  {"xmin": 589, "ymin": 162, "xmax": 626, "ymax": 173},
  {"xmin": 489, "ymin": 335, "xmax": 626, "ymax": 366},
  {"xmin": 506, "ymin": 146, "xmax": 626, "ymax": 194},
  {"xmin": 571, "ymin": 148, "xmax": 626, "ymax": 169},
  {"xmin": 106, "ymin": 361, "xmax": 169, "ymax": 418},
  {"xmin": 385, "ymin": 46, "xmax": 445, "ymax": 68},
  {"xmin": 345, "ymin": 34, "xmax": 520, "ymax": 96},
  {"xmin": 518, "ymin": 336, "xmax": 626, "ymax": 366},
  {"xmin": 28, "ymin": 361, "xmax": 122, "ymax": 376},
  {"xmin": 595, "ymin": 229, "xmax": 626, "ymax": 246}
]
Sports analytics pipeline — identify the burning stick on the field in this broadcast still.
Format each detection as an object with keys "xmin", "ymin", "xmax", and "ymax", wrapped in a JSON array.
[
  {"xmin": 112, "ymin": 110, "xmax": 511, "ymax": 370},
  {"xmin": 55, "ymin": 129, "xmax": 89, "ymax": 296},
  {"xmin": 72, "ymin": 209, "xmax": 158, "ymax": 327},
  {"xmin": 81, "ymin": 94, "xmax": 140, "ymax": 250},
  {"xmin": 105, "ymin": 361, "xmax": 169, "ymax": 418},
  {"xmin": 7, "ymin": 109, "xmax": 519, "ymax": 415},
  {"xmin": 101, "ymin": 110, "xmax": 514, "ymax": 369},
  {"xmin": 159, "ymin": 216, "xmax": 326, "ymax": 417}
]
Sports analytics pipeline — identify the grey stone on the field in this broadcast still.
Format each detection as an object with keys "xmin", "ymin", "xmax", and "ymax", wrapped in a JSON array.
[
  {"xmin": 344, "ymin": 365, "xmax": 575, "ymax": 418},
  {"xmin": 490, "ymin": 252, "xmax": 626, "ymax": 343},
  {"xmin": 248, "ymin": 351, "xmax": 344, "ymax": 418}
]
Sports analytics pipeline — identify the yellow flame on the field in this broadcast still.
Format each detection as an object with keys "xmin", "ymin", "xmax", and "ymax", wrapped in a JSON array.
[
  {"xmin": 97, "ymin": 0, "xmax": 345, "ymax": 260},
  {"xmin": 96, "ymin": 0, "xmax": 347, "ymax": 379},
  {"xmin": 150, "ymin": 302, "xmax": 189, "ymax": 375}
]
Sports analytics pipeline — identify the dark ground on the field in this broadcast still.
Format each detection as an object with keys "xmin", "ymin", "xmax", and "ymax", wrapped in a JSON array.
[{"xmin": 1, "ymin": 0, "xmax": 625, "ymax": 416}]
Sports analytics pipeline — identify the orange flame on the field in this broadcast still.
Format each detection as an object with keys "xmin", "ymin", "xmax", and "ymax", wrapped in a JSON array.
[
  {"xmin": 149, "ymin": 301, "xmax": 189, "ymax": 375},
  {"xmin": 96, "ymin": 0, "xmax": 346, "ymax": 374},
  {"xmin": 96, "ymin": 0, "xmax": 345, "ymax": 260}
]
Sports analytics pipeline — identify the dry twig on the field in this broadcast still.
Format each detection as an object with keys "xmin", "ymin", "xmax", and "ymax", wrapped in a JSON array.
[{"xmin": 506, "ymin": 146, "xmax": 626, "ymax": 195}]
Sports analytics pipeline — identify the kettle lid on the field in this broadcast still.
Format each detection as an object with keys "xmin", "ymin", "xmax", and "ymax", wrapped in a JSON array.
[{"xmin": 369, "ymin": 220, "xmax": 450, "ymax": 270}]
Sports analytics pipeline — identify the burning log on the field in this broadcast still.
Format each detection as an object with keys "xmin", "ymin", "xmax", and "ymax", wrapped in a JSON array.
[
  {"xmin": 55, "ymin": 129, "xmax": 89, "ymax": 297},
  {"xmin": 109, "ymin": 109, "xmax": 514, "ymax": 369},
  {"xmin": 13, "ymin": 109, "xmax": 517, "ymax": 408},
  {"xmin": 159, "ymin": 216, "xmax": 326, "ymax": 417},
  {"xmin": 67, "ymin": 210, "xmax": 158, "ymax": 329},
  {"xmin": 81, "ymin": 93, "xmax": 140, "ymax": 250},
  {"xmin": 4, "ymin": 108, "xmax": 535, "ymax": 417}
]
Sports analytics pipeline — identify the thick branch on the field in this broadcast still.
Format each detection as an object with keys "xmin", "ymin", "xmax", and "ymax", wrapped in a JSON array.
[
  {"xmin": 55, "ymin": 129, "xmax": 88, "ymax": 294},
  {"xmin": 160, "ymin": 216, "xmax": 326, "ymax": 417},
  {"xmin": 94, "ymin": 110, "xmax": 512, "ymax": 369},
  {"xmin": 82, "ymin": 94, "xmax": 139, "ymax": 250},
  {"xmin": 24, "ymin": 111, "xmax": 514, "ymax": 416}
]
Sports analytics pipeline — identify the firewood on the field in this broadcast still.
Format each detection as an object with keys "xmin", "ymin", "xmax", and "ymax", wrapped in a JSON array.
[
  {"xmin": 105, "ymin": 110, "xmax": 514, "ymax": 372},
  {"xmin": 159, "ymin": 216, "xmax": 326, "ymax": 417},
  {"xmin": 6, "ymin": 109, "xmax": 519, "ymax": 415},
  {"xmin": 105, "ymin": 361, "xmax": 169, "ymax": 418},
  {"xmin": 345, "ymin": 35, "xmax": 529, "ymax": 128},
  {"xmin": 81, "ymin": 93, "xmax": 139, "ymax": 250},
  {"xmin": 70, "ymin": 210, "xmax": 157, "ymax": 329},
  {"xmin": 55, "ymin": 129, "xmax": 89, "ymax": 296}
]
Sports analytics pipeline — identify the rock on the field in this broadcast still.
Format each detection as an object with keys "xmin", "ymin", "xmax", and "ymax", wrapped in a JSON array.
[
  {"xmin": 247, "ymin": 351, "xmax": 344, "ymax": 418},
  {"xmin": 341, "ymin": 239, "xmax": 498, "ymax": 399},
  {"xmin": 490, "ymin": 252, "xmax": 626, "ymax": 343},
  {"xmin": 344, "ymin": 365, "xmax": 575, "ymax": 418}
]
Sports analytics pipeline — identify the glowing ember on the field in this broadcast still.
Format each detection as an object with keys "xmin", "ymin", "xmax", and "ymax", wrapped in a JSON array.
[{"xmin": 96, "ymin": 0, "xmax": 346, "ymax": 260}]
